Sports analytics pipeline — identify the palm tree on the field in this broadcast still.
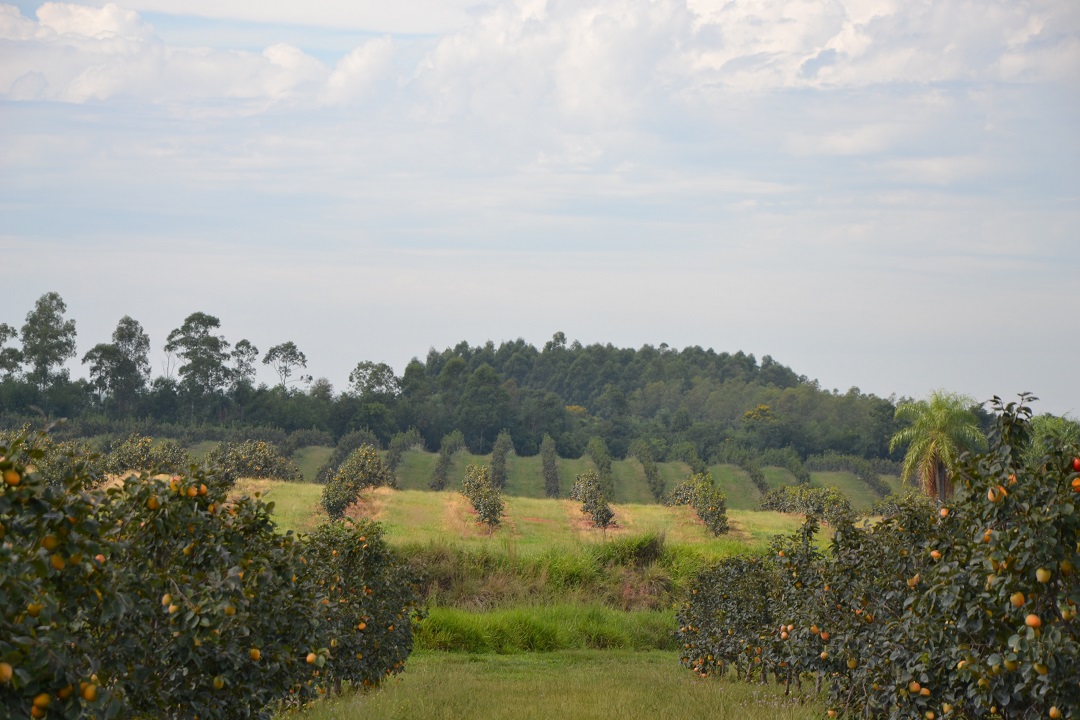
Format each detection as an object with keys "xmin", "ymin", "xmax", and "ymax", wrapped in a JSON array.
[{"xmin": 889, "ymin": 390, "xmax": 986, "ymax": 500}]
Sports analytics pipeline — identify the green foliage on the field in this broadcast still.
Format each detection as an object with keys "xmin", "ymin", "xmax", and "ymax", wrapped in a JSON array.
[
  {"xmin": 0, "ymin": 428, "xmax": 420, "ymax": 719},
  {"xmin": 460, "ymin": 464, "xmax": 505, "ymax": 532},
  {"xmin": 890, "ymin": 389, "xmax": 986, "ymax": 499},
  {"xmin": 759, "ymin": 447, "xmax": 812, "ymax": 485},
  {"xmin": 570, "ymin": 469, "xmax": 615, "ymax": 532},
  {"xmin": 540, "ymin": 434, "xmax": 560, "ymax": 498},
  {"xmin": 301, "ymin": 520, "xmax": 422, "ymax": 691},
  {"xmin": 490, "ymin": 430, "xmax": 513, "ymax": 490},
  {"xmin": 671, "ymin": 472, "xmax": 729, "ymax": 536},
  {"xmin": 712, "ymin": 442, "xmax": 768, "ymax": 493},
  {"xmin": 629, "ymin": 439, "xmax": 665, "ymax": 502},
  {"xmin": 585, "ymin": 436, "xmax": 615, "ymax": 497},
  {"xmin": 321, "ymin": 445, "xmax": 395, "ymax": 520},
  {"xmin": 430, "ymin": 430, "xmax": 465, "ymax": 491},
  {"xmin": 19, "ymin": 291, "xmax": 78, "ymax": 398},
  {"xmin": 314, "ymin": 428, "xmax": 382, "ymax": 484},
  {"xmin": 758, "ymin": 484, "xmax": 854, "ymax": 524},
  {"xmin": 280, "ymin": 428, "xmax": 334, "ymax": 457},
  {"xmin": 678, "ymin": 395, "xmax": 1080, "ymax": 719},
  {"xmin": 103, "ymin": 433, "xmax": 190, "ymax": 475},
  {"xmin": 205, "ymin": 439, "xmax": 303, "ymax": 486},
  {"xmin": 385, "ymin": 428, "xmax": 423, "ymax": 472}
]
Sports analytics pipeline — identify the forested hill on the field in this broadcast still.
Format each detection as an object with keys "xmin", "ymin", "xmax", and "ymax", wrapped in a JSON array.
[
  {"xmin": 0, "ymin": 294, "xmax": 917, "ymax": 463},
  {"xmin": 392, "ymin": 334, "xmax": 903, "ymax": 460}
]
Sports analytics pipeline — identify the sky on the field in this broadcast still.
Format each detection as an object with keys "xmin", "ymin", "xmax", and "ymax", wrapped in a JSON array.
[{"xmin": 0, "ymin": 0, "xmax": 1078, "ymax": 416}]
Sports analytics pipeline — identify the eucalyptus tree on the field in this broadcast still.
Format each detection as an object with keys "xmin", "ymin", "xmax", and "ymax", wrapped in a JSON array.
[
  {"xmin": 20, "ymin": 292, "xmax": 77, "ymax": 404},
  {"xmin": 263, "ymin": 341, "xmax": 310, "ymax": 390},
  {"xmin": 165, "ymin": 312, "xmax": 231, "ymax": 421},
  {"xmin": 0, "ymin": 323, "xmax": 21, "ymax": 378},
  {"xmin": 81, "ymin": 316, "xmax": 150, "ymax": 414}
]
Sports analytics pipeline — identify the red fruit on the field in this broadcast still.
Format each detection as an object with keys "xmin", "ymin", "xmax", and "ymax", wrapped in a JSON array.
[{"xmin": 1073, "ymin": 457, "xmax": 1080, "ymax": 472}]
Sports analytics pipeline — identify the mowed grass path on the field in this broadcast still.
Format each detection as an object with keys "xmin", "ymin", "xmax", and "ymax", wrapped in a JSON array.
[{"xmin": 291, "ymin": 650, "xmax": 824, "ymax": 720}]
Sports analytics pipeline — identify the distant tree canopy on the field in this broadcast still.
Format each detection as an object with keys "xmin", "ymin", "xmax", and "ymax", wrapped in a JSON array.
[{"xmin": 3, "ymin": 296, "xmax": 1030, "ymax": 469}]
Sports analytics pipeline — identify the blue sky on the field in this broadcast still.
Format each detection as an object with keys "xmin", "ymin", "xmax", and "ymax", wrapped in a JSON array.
[{"xmin": 1, "ymin": 0, "xmax": 1078, "ymax": 415}]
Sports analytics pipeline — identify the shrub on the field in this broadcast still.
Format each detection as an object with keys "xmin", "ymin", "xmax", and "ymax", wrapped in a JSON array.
[
  {"xmin": 204, "ymin": 439, "xmax": 303, "ymax": 486},
  {"xmin": 103, "ymin": 433, "xmax": 190, "ymax": 475},
  {"xmin": 541, "ymin": 434, "xmax": 560, "ymax": 498},
  {"xmin": 490, "ymin": 430, "xmax": 513, "ymax": 490},
  {"xmin": 315, "ymin": 429, "xmax": 382, "ymax": 484},
  {"xmin": 0, "ymin": 428, "xmax": 421, "ymax": 719},
  {"xmin": 570, "ymin": 469, "xmax": 615, "ymax": 532},
  {"xmin": 430, "ymin": 430, "xmax": 464, "ymax": 491},
  {"xmin": 671, "ymin": 472, "xmax": 729, "ymax": 536},
  {"xmin": 385, "ymin": 428, "xmax": 423, "ymax": 472},
  {"xmin": 460, "ymin": 464, "xmax": 504, "ymax": 532},
  {"xmin": 678, "ymin": 395, "xmax": 1080, "ymax": 719},
  {"xmin": 321, "ymin": 445, "xmax": 395, "ymax": 520},
  {"xmin": 759, "ymin": 484, "xmax": 853, "ymax": 524},
  {"xmin": 629, "ymin": 439, "xmax": 665, "ymax": 502},
  {"xmin": 280, "ymin": 428, "xmax": 334, "ymax": 457},
  {"xmin": 301, "ymin": 520, "xmax": 423, "ymax": 693}
]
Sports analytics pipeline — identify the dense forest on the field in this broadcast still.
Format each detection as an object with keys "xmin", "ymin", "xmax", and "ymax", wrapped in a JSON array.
[{"xmin": 0, "ymin": 292, "xmax": 983, "ymax": 462}]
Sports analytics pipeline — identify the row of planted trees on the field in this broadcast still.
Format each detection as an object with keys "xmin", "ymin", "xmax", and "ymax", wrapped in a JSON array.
[
  {"xmin": 0, "ymin": 430, "xmax": 422, "ymax": 719},
  {"xmin": 677, "ymin": 398, "xmax": 1079, "ymax": 719}
]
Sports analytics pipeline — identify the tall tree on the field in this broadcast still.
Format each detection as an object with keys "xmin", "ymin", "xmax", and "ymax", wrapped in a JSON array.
[
  {"xmin": 348, "ymin": 361, "xmax": 400, "ymax": 399},
  {"xmin": 263, "ymin": 341, "xmax": 310, "ymax": 390},
  {"xmin": 0, "ymin": 323, "xmax": 22, "ymax": 378},
  {"xmin": 889, "ymin": 390, "xmax": 986, "ymax": 500},
  {"xmin": 540, "ymin": 433, "xmax": 560, "ymax": 498},
  {"xmin": 231, "ymin": 340, "xmax": 259, "ymax": 389},
  {"xmin": 490, "ymin": 429, "xmax": 513, "ymax": 490},
  {"xmin": 457, "ymin": 364, "xmax": 510, "ymax": 453},
  {"xmin": 82, "ymin": 316, "xmax": 150, "ymax": 415},
  {"xmin": 20, "ymin": 292, "xmax": 77, "ymax": 402},
  {"xmin": 165, "ymin": 312, "xmax": 231, "ymax": 420}
]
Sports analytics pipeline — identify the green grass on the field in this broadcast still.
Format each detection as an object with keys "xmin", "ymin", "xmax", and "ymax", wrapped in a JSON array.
[
  {"xmin": 762, "ymin": 466, "xmax": 797, "ymax": 490},
  {"xmin": 709, "ymin": 464, "xmax": 761, "ymax": 510},
  {"xmin": 288, "ymin": 650, "xmax": 825, "ymax": 720},
  {"xmin": 230, "ymin": 478, "xmax": 326, "ymax": 534},
  {"xmin": 293, "ymin": 445, "xmax": 334, "ymax": 482},
  {"xmin": 186, "ymin": 440, "xmax": 219, "ymax": 461},
  {"xmin": 415, "ymin": 604, "xmax": 676, "ymax": 653},
  {"xmin": 809, "ymin": 471, "xmax": 881, "ymax": 512}
]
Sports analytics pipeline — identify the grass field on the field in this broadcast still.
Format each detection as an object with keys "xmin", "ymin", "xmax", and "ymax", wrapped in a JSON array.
[
  {"xmin": 293, "ymin": 445, "xmax": 334, "ymax": 481},
  {"xmin": 289, "ymin": 650, "xmax": 824, "ymax": 720}
]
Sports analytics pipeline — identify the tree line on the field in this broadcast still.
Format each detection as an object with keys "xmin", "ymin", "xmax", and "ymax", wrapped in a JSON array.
[{"xmin": 0, "ymin": 292, "xmax": 1005, "ymax": 465}]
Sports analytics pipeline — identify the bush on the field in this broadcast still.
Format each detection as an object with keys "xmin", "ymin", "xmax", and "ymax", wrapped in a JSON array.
[
  {"xmin": 490, "ymin": 430, "xmax": 513, "ymax": 490},
  {"xmin": 629, "ymin": 439, "xmax": 665, "ymax": 502},
  {"xmin": 671, "ymin": 472, "xmax": 729, "ymax": 536},
  {"xmin": 385, "ymin": 428, "xmax": 423, "ymax": 472},
  {"xmin": 103, "ymin": 433, "xmax": 190, "ymax": 475},
  {"xmin": 0, "ymin": 428, "xmax": 422, "ymax": 719},
  {"xmin": 321, "ymin": 445, "xmax": 395, "ymax": 520},
  {"xmin": 460, "ymin": 464, "xmax": 504, "ymax": 532},
  {"xmin": 541, "ymin": 434, "xmax": 560, "ymax": 498},
  {"xmin": 678, "ymin": 395, "xmax": 1080, "ymax": 719},
  {"xmin": 280, "ymin": 428, "xmax": 334, "ymax": 457},
  {"xmin": 301, "ymin": 520, "xmax": 423, "ymax": 692},
  {"xmin": 569, "ymin": 469, "xmax": 615, "ymax": 532},
  {"xmin": 205, "ymin": 439, "xmax": 303, "ymax": 486},
  {"xmin": 430, "ymin": 430, "xmax": 464, "ymax": 491},
  {"xmin": 315, "ymin": 429, "xmax": 382, "ymax": 484},
  {"xmin": 759, "ymin": 484, "xmax": 853, "ymax": 524}
]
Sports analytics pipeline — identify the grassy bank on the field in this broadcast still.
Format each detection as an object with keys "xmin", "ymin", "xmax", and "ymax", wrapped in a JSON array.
[
  {"xmin": 289, "ymin": 650, "xmax": 825, "ymax": 720},
  {"xmin": 414, "ymin": 604, "xmax": 677, "ymax": 652}
]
